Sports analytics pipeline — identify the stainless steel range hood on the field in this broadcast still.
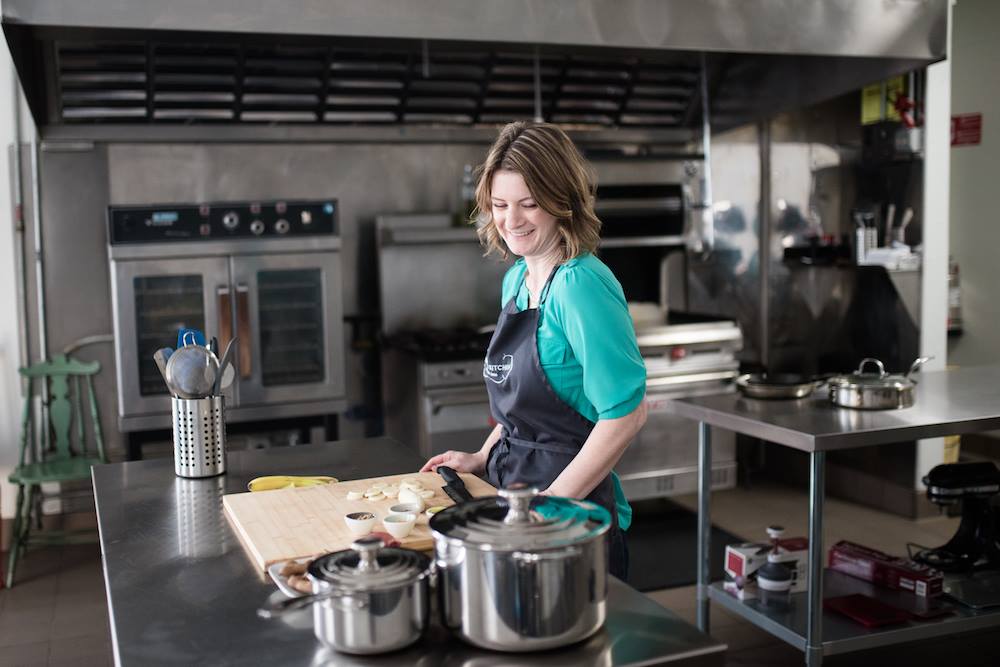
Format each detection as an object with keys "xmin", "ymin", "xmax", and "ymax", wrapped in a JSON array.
[{"xmin": 3, "ymin": 0, "xmax": 947, "ymax": 134}]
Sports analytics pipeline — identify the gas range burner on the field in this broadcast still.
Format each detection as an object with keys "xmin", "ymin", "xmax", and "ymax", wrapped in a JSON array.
[{"xmin": 385, "ymin": 328, "xmax": 494, "ymax": 362}]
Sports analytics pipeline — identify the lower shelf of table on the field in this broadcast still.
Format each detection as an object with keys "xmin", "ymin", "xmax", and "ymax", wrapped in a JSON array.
[{"xmin": 707, "ymin": 570, "xmax": 1000, "ymax": 656}]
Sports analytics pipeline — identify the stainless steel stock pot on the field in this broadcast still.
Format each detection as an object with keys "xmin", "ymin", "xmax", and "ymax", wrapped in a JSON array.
[{"xmin": 429, "ymin": 486, "xmax": 612, "ymax": 651}]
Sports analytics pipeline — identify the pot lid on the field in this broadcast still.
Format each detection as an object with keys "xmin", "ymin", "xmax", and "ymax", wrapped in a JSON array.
[
  {"xmin": 429, "ymin": 485, "xmax": 611, "ymax": 551},
  {"xmin": 829, "ymin": 358, "xmax": 917, "ymax": 390},
  {"xmin": 307, "ymin": 536, "xmax": 430, "ymax": 590}
]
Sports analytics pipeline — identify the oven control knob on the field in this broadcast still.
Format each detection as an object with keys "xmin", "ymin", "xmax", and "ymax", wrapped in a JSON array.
[
  {"xmin": 222, "ymin": 211, "xmax": 240, "ymax": 230},
  {"xmin": 250, "ymin": 219, "xmax": 265, "ymax": 236},
  {"xmin": 274, "ymin": 219, "xmax": 290, "ymax": 234}
]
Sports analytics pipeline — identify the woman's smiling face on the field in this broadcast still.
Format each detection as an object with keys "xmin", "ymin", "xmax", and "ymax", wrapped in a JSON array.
[{"xmin": 490, "ymin": 170, "xmax": 561, "ymax": 260}]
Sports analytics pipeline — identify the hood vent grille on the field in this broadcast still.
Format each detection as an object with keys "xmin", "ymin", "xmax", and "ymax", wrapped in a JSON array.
[{"xmin": 54, "ymin": 40, "xmax": 701, "ymax": 128}]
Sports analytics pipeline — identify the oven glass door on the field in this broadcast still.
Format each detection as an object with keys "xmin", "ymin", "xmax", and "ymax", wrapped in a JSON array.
[
  {"xmin": 230, "ymin": 252, "xmax": 345, "ymax": 406},
  {"xmin": 112, "ymin": 257, "xmax": 230, "ymax": 418}
]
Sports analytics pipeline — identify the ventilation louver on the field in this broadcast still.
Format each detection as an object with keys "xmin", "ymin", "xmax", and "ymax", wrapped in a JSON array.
[{"xmin": 55, "ymin": 39, "xmax": 701, "ymax": 128}]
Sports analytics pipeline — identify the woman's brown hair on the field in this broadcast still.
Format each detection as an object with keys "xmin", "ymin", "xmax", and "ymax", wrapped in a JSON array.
[{"xmin": 473, "ymin": 122, "xmax": 601, "ymax": 261}]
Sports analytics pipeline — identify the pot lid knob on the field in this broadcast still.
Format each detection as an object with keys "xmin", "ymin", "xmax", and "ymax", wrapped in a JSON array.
[
  {"xmin": 498, "ymin": 484, "xmax": 538, "ymax": 525},
  {"xmin": 351, "ymin": 535, "xmax": 384, "ymax": 573}
]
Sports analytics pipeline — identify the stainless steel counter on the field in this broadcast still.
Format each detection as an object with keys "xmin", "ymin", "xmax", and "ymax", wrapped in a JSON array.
[
  {"xmin": 666, "ymin": 364, "xmax": 1000, "ymax": 452},
  {"xmin": 664, "ymin": 364, "xmax": 1000, "ymax": 667},
  {"xmin": 92, "ymin": 437, "xmax": 725, "ymax": 666}
]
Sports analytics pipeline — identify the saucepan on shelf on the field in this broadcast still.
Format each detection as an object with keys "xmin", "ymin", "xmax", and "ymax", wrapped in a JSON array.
[{"xmin": 827, "ymin": 356, "xmax": 933, "ymax": 410}]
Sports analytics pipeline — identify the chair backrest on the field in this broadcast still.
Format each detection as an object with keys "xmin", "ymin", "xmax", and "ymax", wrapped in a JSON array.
[{"xmin": 19, "ymin": 354, "xmax": 106, "ymax": 466}]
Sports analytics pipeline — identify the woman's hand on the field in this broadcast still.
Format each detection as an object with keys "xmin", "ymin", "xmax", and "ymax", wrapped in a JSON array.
[{"xmin": 419, "ymin": 450, "xmax": 486, "ymax": 474}]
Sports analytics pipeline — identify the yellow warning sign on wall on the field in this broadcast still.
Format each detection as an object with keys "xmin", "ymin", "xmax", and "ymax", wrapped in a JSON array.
[{"xmin": 861, "ymin": 76, "xmax": 905, "ymax": 125}]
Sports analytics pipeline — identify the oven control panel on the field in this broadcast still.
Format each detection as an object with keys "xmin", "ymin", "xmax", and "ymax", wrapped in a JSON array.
[{"xmin": 108, "ymin": 199, "xmax": 337, "ymax": 244}]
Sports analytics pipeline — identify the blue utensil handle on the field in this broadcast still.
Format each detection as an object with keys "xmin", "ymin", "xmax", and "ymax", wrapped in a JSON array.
[{"xmin": 177, "ymin": 328, "xmax": 206, "ymax": 348}]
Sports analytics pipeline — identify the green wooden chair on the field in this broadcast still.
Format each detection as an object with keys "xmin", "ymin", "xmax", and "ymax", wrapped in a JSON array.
[{"xmin": 5, "ymin": 354, "xmax": 107, "ymax": 588}]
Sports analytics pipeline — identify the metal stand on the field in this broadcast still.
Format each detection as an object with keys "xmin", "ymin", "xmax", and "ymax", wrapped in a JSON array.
[
  {"xmin": 806, "ymin": 451, "xmax": 826, "ymax": 667},
  {"xmin": 698, "ymin": 424, "xmax": 826, "ymax": 666},
  {"xmin": 697, "ymin": 421, "xmax": 712, "ymax": 632},
  {"xmin": 674, "ymin": 369, "xmax": 1000, "ymax": 667}
]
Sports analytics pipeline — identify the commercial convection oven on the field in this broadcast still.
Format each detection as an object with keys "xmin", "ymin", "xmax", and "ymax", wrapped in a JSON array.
[{"xmin": 108, "ymin": 199, "xmax": 347, "ymax": 433}]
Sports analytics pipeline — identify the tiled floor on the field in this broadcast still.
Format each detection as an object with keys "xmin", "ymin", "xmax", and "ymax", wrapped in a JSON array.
[
  {"xmin": 0, "ymin": 543, "xmax": 113, "ymax": 666},
  {"xmin": 1, "ymin": 482, "xmax": 998, "ymax": 666}
]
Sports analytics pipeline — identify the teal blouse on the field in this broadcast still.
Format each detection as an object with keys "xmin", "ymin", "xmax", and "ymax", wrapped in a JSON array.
[{"xmin": 501, "ymin": 253, "xmax": 645, "ymax": 529}]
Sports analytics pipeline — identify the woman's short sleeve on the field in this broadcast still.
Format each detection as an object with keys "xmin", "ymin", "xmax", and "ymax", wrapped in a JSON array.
[{"xmin": 547, "ymin": 260, "xmax": 646, "ymax": 420}]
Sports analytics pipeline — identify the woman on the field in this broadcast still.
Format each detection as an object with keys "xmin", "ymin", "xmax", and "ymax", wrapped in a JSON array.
[{"xmin": 420, "ymin": 122, "xmax": 647, "ymax": 578}]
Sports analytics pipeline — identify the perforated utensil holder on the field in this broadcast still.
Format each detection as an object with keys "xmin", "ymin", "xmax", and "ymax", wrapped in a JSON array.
[{"xmin": 172, "ymin": 395, "xmax": 226, "ymax": 478}]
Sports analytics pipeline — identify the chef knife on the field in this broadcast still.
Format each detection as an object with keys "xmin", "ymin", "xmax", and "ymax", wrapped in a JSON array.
[{"xmin": 437, "ymin": 465, "xmax": 474, "ymax": 503}]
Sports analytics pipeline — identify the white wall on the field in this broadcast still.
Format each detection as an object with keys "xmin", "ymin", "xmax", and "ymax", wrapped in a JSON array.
[
  {"xmin": 0, "ymin": 45, "xmax": 31, "ymax": 521},
  {"xmin": 915, "ymin": 0, "xmax": 953, "ymax": 488},
  {"xmin": 948, "ymin": 0, "xmax": 1000, "ymax": 368}
]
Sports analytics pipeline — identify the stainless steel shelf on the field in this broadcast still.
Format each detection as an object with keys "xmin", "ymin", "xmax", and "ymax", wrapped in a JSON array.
[
  {"xmin": 667, "ymin": 364, "xmax": 1000, "ymax": 452},
  {"xmin": 708, "ymin": 570, "xmax": 1000, "ymax": 656}
]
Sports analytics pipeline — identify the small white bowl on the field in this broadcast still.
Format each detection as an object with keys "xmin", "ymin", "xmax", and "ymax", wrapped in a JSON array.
[
  {"xmin": 344, "ymin": 511, "xmax": 377, "ymax": 537},
  {"xmin": 388, "ymin": 502, "xmax": 422, "ymax": 517},
  {"xmin": 382, "ymin": 513, "xmax": 416, "ymax": 539}
]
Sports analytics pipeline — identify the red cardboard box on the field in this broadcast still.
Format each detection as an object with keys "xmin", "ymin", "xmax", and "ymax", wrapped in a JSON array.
[
  {"xmin": 828, "ymin": 541, "xmax": 942, "ymax": 597},
  {"xmin": 725, "ymin": 537, "xmax": 808, "ymax": 580}
]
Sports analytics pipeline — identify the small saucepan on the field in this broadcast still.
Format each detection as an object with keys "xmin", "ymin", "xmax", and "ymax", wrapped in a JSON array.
[
  {"xmin": 735, "ymin": 373, "xmax": 829, "ymax": 400},
  {"xmin": 828, "ymin": 356, "xmax": 933, "ymax": 410},
  {"xmin": 258, "ymin": 536, "xmax": 432, "ymax": 654}
]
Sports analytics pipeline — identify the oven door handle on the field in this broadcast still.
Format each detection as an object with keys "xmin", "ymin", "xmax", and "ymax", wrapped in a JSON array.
[
  {"xmin": 235, "ymin": 283, "xmax": 252, "ymax": 379},
  {"xmin": 217, "ymin": 286, "xmax": 233, "ymax": 351}
]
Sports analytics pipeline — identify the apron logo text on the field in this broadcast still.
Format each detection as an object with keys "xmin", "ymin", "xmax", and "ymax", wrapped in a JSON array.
[{"xmin": 483, "ymin": 354, "xmax": 514, "ymax": 383}]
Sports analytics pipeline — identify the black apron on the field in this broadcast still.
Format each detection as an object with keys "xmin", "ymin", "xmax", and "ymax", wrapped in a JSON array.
[{"xmin": 483, "ymin": 265, "xmax": 627, "ymax": 578}]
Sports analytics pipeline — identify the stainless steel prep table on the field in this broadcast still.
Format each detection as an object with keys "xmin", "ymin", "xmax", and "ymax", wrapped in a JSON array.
[
  {"xmin": 666, "ymin": 364, "xmax": 1000, "ymax": 667},
  {"xmin": 92, "ymin": 436, "xmax": 725, "ymax": 666}
]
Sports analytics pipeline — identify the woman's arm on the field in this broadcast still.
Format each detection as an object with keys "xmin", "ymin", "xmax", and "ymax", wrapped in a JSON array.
[
  {"xmin": 545, "ymin": 400, "xmax": 647, "ymax": 499},
  {"xmin": 419, "ymin": 423, "xmax": 504, "ymax": 473}
]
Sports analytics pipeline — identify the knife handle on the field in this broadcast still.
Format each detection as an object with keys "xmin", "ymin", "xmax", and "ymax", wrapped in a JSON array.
[
  {"xmin": 443, "ymin": 485, "xmax": 468, "ymax": 505},
  {"xmin": 437, "ymin": 465, "xmax": 463, "ymax": 487}
]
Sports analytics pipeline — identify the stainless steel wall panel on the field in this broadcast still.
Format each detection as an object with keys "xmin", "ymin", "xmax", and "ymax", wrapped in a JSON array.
[
  {"xmin": 766, "ymin": 98, "xmax": 862, "ymax": 375},
  {"xmin": 684, "ymin": 123, "xmax": 763, "ymax": 364},
  {"xmin": 106, "ymin": 143, "xmax": 490, "ymax": 317},
  {"xmin": 34, "ymin": 144, "xmax": 122, "ymax": 457}
]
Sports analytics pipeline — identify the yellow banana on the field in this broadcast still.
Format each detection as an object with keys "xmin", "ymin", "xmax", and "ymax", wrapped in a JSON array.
[{"xmin": 248, "ymin": 476, "xmax": 338, "ymax": 492}]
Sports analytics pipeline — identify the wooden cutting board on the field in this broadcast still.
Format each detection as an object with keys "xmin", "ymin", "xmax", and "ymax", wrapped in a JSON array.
[{"xmin": 223, "ymin": 471, "xmax": 495, "ymax": 573}]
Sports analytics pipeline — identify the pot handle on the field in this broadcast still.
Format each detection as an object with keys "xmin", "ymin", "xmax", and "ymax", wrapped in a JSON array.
[
  {"xmin": 257, "ymin": 585, "xmax": 355, "ymax": 618},
  {"xmin": 855, "ymin": 358, "xmax": 887, "ymax": 377},
  {"xmin": 905, "ymin": 356, "xmax": 934, "ymax": 380}
]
